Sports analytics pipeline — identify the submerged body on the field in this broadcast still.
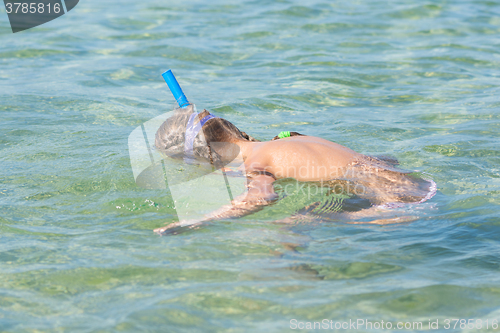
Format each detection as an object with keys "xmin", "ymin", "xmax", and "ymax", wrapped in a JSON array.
[
  {"xmin": 154, "ymin": 108, "xmax": 436, "ymax": 234},
  {"xmin": 236, "ymin": 135, "xmax": 434, "ymax": 207}
]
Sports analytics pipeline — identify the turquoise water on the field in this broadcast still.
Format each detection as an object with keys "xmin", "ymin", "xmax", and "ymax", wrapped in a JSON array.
[{"xmin": 1, "ymin": 0, "xmax": 500, "ymax": 331}]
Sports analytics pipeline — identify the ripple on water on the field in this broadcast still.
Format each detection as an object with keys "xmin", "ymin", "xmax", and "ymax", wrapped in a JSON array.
[{"xmin": 1, "ymin": 0, "xmax": 500, "ymax": 331}]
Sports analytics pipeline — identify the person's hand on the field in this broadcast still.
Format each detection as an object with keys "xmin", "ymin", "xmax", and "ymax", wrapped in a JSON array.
[{"xmin": 154, "ymin": 219, "xmax": 204, "ymax": 235}]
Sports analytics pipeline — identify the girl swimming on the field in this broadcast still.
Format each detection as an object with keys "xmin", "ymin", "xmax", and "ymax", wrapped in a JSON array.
[{"xmin": 154, "ymin": 105, "xmax": 436, "ymax": 234}]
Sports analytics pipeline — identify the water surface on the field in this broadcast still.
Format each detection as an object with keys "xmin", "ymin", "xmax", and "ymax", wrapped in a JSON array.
[{"xmin": 1, "ymin": 0, "xmax": 500, "ymax": 331}]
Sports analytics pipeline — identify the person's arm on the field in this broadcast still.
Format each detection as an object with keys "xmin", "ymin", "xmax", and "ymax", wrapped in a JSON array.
[{"xmin": 154, "ymin": 171, "xmax": 278, "ymax": 235}]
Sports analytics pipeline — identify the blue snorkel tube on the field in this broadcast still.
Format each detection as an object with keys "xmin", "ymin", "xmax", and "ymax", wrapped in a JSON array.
[
  {"xmin": 161, "ymin": 69, "xmax": 233, "ymax": 200},
  {"xmin": 162, "ymin": 69, "xmax": 190, "ymax": 108}
]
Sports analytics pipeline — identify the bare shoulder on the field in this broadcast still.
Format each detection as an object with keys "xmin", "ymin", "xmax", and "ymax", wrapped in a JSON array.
[
  {"xmin": 242, "ymin": 135, "xmax": 362, "ymax": 181},
  {"xmin": 265, "ymin": 135, "xmax": 359, "ymax": 155}
]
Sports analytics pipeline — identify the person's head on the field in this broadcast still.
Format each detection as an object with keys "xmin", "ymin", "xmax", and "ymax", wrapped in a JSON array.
[{"xmin": 155, "ymin": 105, "xmax": 258, "ymax": 165}]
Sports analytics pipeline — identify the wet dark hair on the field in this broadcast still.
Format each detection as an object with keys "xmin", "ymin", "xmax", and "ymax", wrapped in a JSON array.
[{"xmin": 155, "ymin": 105, "xmax": 258, "ymax": 164}]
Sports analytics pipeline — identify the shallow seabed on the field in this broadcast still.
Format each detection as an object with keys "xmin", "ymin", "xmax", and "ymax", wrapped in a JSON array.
[{"xmin": 1, "ymin": 0, "xmax": 500, "ymax": 331}]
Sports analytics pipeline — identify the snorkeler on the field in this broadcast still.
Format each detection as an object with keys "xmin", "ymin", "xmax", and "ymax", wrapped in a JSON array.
[{"xmin": 153, "ymin": 105, "xmax": 436, "ymax": 235}]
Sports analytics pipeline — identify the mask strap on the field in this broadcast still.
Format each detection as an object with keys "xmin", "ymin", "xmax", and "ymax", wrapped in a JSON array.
[{"xmin": 184, "ymin": 112, "xmax": 217, "ymax": 155}]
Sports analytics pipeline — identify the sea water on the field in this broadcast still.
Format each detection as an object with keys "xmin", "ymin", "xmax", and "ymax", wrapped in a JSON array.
[{"xmin": 1, "ymin": 0, "xmax": 500, "ymax": 331}]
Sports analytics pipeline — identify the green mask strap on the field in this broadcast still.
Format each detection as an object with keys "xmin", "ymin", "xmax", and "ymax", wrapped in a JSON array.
[{"xmin": 278, "ymin": 131, "xmax": 291, "ymax": 139}]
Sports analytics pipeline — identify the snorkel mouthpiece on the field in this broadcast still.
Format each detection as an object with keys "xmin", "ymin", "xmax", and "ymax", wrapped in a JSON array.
[{"xmin": 162, "ymin": 69, "xmax": 190, "ymax": 108}]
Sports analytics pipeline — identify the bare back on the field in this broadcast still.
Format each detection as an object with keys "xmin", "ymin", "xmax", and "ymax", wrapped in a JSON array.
[
  {"xmin": 241, "ymin": 135, "xmax": 435, "ymax": 207},
  {"xmin": 243, "ymin": 136, "xmax": 363, "ymax": 181}
]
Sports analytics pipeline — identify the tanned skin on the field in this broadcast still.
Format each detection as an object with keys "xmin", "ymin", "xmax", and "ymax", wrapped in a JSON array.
[{"xmin": 155, "ymin": 134, "xmax": 433, "ymax": 235}]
